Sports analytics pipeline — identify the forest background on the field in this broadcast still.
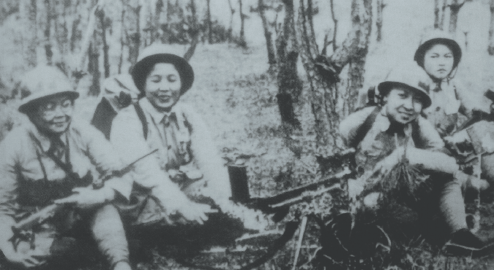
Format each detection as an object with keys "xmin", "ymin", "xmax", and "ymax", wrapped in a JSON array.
[{"xmin": 2, "ymin": 0, "xmax": 494, "ymax": 269}]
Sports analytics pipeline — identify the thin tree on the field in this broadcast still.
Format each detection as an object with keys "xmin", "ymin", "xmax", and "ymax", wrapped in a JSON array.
[
  {"xmin": 118, "ymin": 2, "xmax": 126, "ymax": 73},
  {"xmin": 21, "ymin": 0, "xmax": 37, "ymax": 67},
  {"xmin": 206, "ymin": 0, "xmax": 213, "ymax": 43},
  {"xmin": 96, "ymin": 7, "xmax": 110, "ymax": 78},
  {"xmin": 54, "ymin": 0, "xmax": 70, "ymax": 63},
  {"xmin": 376, "ymin": 0, "xmax": 384, "ymax": 42},
  {"xmin": 329, "ymin": 0, "xmax": 338, "ymax": 51},
  {"xmin": 124, "ymin": 0, "xmax": 142, "ymax": 66},
  {"xmin": 183, "ymin": 0, "xmax": 200, "ymax": 61},
  {"xmin": 70, "ymin": 0, "xmax": 82, "ymax": 53},
  {"xmin": 259, "ymin": 0, "xmax": 277, "ymax": 71},
  {"xmin": 440, "ymin": 0, "xmax": 448, "ymax": 30},
  {"xmin": 238, "ymin": 0, "xmax": 247, "ymax": 47},
  {"xmin": 87, "ymin": 42, "xmax": 101, "ymax": 96},
  {"xmin": 449, "ymin": 0, "xmax": 465, "ymax": 34},
  {"xmin": 434, "ymin": 0, "xmax": 441, "ymax": 29},
  {"xmin": 276, "ymin": 0, "xmax": 302, "ymax": 131},
  {"xmin": 227, "ymin": 0, "xmax": 235, "ymax": 42},
  {"xmin": 489, "ymin": 0, "xmax": 494, "ymax": 55},
  {"xmin": 43, "ymin": 0, "xmax": 53, "ymax": 65},
  {"xmin": 346, "ymin": 0, "xmax": 373, "ymax": 114}
]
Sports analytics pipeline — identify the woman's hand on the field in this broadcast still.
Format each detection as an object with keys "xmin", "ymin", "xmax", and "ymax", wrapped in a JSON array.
[
  {"xmin": 176, "ymin": 201, "xmax": 213, "ymax": 225},
  {"xmin": 372, "ymin": 147, "xmax": 405, "ymax": 178},
  {"xmin": 454, "ymin": 171, "xmax": 489, "ymax": 191},
  {"xmin": 1, "ymin": 241, "xmax": 47, "ymax": 269},
  {"xmin": 151, "ymin": 186, "xmax": 214, "ymax": 225},
  {"xmin": 54, "ymin": 187, "xmax": 115, "ymax": 209}
]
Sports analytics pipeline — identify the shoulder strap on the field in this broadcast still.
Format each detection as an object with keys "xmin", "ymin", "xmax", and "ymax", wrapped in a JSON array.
[
  {"xmin": 349, "ymin": 106, "xmax": 381, "ymax": 148},
  {"xmin": 411, "ymin": 120, "xmax": 423, "ymax": 149},
  {"xmin": 133, "ymin": 103, "xmax": 148, "ymax": 140}
]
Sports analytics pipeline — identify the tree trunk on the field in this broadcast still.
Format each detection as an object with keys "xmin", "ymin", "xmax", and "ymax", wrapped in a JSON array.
[
  {"xmin": 296, "ymin": 0, "xmax": 372, "ymax": 149},
  {"xmin": 449, "ymin": 0, "xmax": 465, "ymax": 34},
  {"xmin": 434, "ymin": 0, "xmax": 441, "ymax": 29},
  {"xmin": 21, "ymin": 0, "xmax": 37, "ymax": 67},
  {"xmin": 329, "ymin": 0, "xmax": 337, "ymax": 51},
  {"xmin": 376, "ymin": 0, "xmax": 383, "ymax": 42},
  {"xmin": 159, "ymin": 0, "xmax": 170, "ymax": 43},
  {"xmin": 346, "ymin": 0, "xmax": 372, "ymax": 114},
  {"xmin": 118, "ymin": 3, "xmax": 125, "ymax": 73},
  {"xmin": 440, "ymin": 0, "xmax": 448, "ymax": 30},
  {"xmin": 206, "ymin": 0, "xmax": 213, "ymax": 43},
  {"xmin": 70, "ymin": 0, "xmax": 82, "ymax": 53},
  {"xmin": 489, "ymin": 0, "xmax": 494, "ymax": 55},
  {"xmin": 183, "ymin": 0, "xmax": 199, "ymax": 61},
  {"xmin": 96, "ymin": 8, "xmax": 110, "ymax": 78},
  {"xmin": 276, "ymin": 0, "xmax": 302, "ymax": 130},
  {"xmin": 87, "ymin": 42, "xmax": 100, "ymax": 96},
  {"xmin": 238, "ymin": 0, "xmax": 247, "ymax": 47},
  {"xmin": 44, "ymin": 0, "xmax": 53, "ymax": 65},
  {"xmin": 54, "ymin": 0, "xmax": 69, "ymax": 63},
  {"xmin": 296, "ymin": 0, "xmax": 334, "ymax": 149},
  {"xmin": 227, "ymin": 0, "xmax": 235, "ymax": 42},
  {"xmin": 125, "ymin": 0, "xmax": 141, "ymax": 66},
  {"xmin": 259, "ymin": 0, "xmax": 277, "ymax": 71}
]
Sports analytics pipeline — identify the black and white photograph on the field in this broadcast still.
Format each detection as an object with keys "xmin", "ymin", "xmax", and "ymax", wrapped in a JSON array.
[{"xmin": 1, "ymin": 0, "xmax": 494, "ymax": 269}]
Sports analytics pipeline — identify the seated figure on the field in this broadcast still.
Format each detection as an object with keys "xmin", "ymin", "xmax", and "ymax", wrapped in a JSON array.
[
  {"xmin": 339, "ymin": 65, "xmax": 491, "ymax": 257},
  {"xmin": 0, "ymin": 66, "xmax": 133, "ymax": 270},
  {"xmin": 110, "ymin": 44, "xmax": 266, "ymax": 257}
]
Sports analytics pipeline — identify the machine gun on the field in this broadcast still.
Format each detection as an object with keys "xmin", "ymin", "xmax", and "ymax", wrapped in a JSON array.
[
  {"xmin": 9, "ymin": 149, "xmax": 158, "ymax": 250},
  {"xmin": 236, "ymin": 148, "xmax": 355, "ymax": 224}
]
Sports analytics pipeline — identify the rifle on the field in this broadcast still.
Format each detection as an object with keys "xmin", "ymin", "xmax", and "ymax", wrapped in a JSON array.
[{"xmin": 9, "ymin": 149, "xmax": 158, "ymax": 250}]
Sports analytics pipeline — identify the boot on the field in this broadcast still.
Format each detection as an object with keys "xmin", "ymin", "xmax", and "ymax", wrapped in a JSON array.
[{"xmin": 443, "ymin": 228, "xmax": 484, "ymax": 256}]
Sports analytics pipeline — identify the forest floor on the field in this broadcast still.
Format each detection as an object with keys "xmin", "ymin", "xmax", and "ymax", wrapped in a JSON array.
[{"xmin": 3, "ymin": 43, "xmax": 494, "ymax": 269}]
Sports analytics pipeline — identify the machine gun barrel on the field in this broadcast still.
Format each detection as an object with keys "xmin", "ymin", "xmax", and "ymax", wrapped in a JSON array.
[{"xmin": 247, "ymin": 167, "xmax": 352, "ymax": 212}]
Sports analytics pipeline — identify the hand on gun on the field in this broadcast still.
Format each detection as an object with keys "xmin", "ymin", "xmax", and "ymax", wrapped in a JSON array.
[
  {"xmin": 454, "ymin": 171, "xmax": 489, "ymax": 191},
  {"xmin": 371, "ymin": 146, "xmax": 405, "ymax": 179},
  {"xmin": 54, "ymin": 187, "xmax": 115, "ymax": 209},
  {"xmin": 176, "ymin": 201, "xmax": 215, "ymax": 225}
]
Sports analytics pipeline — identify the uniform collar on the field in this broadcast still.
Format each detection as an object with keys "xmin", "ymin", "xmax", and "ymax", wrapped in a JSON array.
[
  {"xmin": 27, "ymin": 121, "xmax": 68, "ymax": 152},
  {"xmin": 139, "ymin": 98, "xmax": 180, "ymax": 124}
]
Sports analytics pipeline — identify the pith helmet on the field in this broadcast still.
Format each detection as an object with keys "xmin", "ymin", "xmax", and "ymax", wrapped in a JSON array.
[
  {"xmin": 18, "ymin": 65, "xmax": 79, "ymax": 114},
  {"xmin": 414, "ymin": 29, "xmax": 462, "ymax": 69},
  {"xmin": 131, "ymin": 44, "xmax": 194, "ymax": 95},
  {"xmin": 378, "ymin": 65, "xmax": 432, "ymax": 108}
]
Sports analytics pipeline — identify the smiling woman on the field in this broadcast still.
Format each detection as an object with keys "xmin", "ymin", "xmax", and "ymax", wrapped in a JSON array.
[
  {"xmin": 110, "ymin": 44, "xmax": 266, "ymax": 253},
  {"xmin": 144, "ymin": 63, "xmax": 182, "ymax": 111}
]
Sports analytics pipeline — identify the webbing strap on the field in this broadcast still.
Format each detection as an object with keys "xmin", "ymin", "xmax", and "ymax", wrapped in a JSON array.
[
  {"xmin": 349, "ymin": 106, "xmax": 381, "ymax": 148},
  {"xmin": 133, "ymin": 103, "xmax": 148, "ymax": 140}
]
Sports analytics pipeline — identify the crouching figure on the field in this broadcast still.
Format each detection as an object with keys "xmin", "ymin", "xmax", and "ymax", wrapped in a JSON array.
[
  {"xmin": 339, "ymin": 65, "xmax": 493, "ymax": 257},
  {"xmin": 0, "ymin": 66, "xmax": 132, "ymax": 270}
]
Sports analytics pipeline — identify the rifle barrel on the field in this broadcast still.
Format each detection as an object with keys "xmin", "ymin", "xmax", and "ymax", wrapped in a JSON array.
[{"xmin": 12, "ymin": 204, "xmax": 63, "ymax": 232}]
